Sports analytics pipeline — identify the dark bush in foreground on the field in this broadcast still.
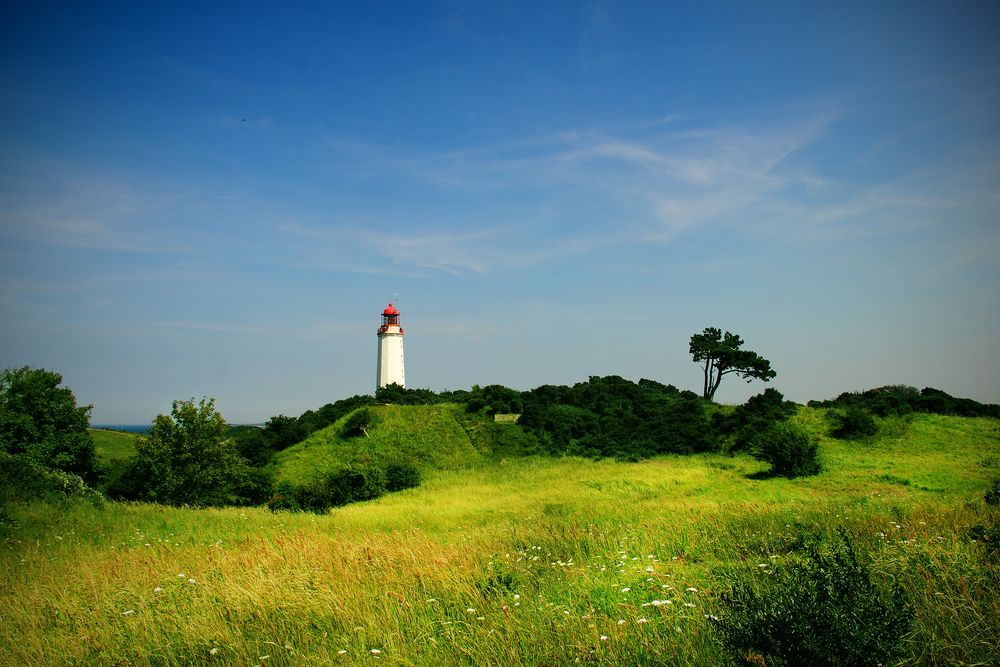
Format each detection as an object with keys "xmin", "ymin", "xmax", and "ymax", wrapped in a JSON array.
[
  {"xmin": 711, "ymin": 531, "xmax": 912, "ymax": 667},
  {"xmin": 829, "ymin": 406, "xmax": 879, "ymax": 440},
  {"xmin": 751, "ymin": 422, "xmax": 820, "ymax": 478}
]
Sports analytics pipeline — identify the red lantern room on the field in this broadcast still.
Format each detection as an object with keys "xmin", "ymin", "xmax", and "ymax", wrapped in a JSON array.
[{"xmin": 378, "ymin": 303, "xmax": 403, "ymax": 334}]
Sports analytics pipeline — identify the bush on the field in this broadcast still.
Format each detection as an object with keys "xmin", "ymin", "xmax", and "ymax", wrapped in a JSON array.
[
  {"xmin": 751, "ymin": 422, "xmax": 820, "ymax": 478},
  {"xmin": 385, "ymin": 460, "xmax": 421, "ymax": 491},
  {"xmin": 341, "ymin": 408, "xmax": 378, "ymax": 438},
  {"xmin": 711, "ymin": 531, "xmax": 912, "ymax": 667},
  {"xmin": 829, "ymin": 406, "xmax": 879, "ymax": 440},
  {"xmin": 0, "ymin": 452, "xmax": 104, "ymax": 505}
]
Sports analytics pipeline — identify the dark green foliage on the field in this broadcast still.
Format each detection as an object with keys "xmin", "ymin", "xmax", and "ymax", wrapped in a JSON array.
[
  {"xmin": 111, "ymin": 397, "xmax": 251, "ymax": 507},
  {"xmin": 751, "ymin": 422, "xmax": 821, "ymax": 478},
  {"xmin": 341, "ymin": 407, "xmax": 378, "ymax": 437},
  {"xmin": 516, "ymin": 376, "xmax": 718, "ymax": 459},
  {"xmin": 0, "ymin": 451, "xmax": 104, "ymax": 505},
  {"xmin": 230, "ymin": 425, "xmax": 273, "ymax": 466},
  {"xmin": 829, "ymin": 406, "xmax": 879, "ymax": 440},
  {"xmin": 0, "ymin": 366, "xmax": 98, "ymax": 484},
  {"xmin": 384, "ymin": 460, "xmax": 421, "ymax": 491},
  {"xmin": 809, "ymin": 385, "xmax": 999, "ymax": 418},
  {"xmin": 689, "ymin": 327, "xmax": 776, "ymax": 401},
  {"xmin": 267, "ymin": 464, "xmax": 389, "ymax": 513},
  {"xmin": 375, "ymin": 383, "xmax": 443, "ymax": 405},
  {"xmin": 261, "ymin": 414, "xmax": 307, "ymax": 451},
  {"xmin": 464, "ymin": 384, "xmax": 524, "ymax": 415},
  {"xmin": 985, "ymin": 479, "xmax": 1000, "ymax": 506},
  {"xmin": 716, "ymin": 388, "xmax": 798, "ymax": 451},
  {"xmin": 711, "ymin": 531, "xmax": 912, "ymax": 667}
]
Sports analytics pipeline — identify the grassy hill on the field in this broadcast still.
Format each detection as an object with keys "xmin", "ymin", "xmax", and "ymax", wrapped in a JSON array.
[
  {"xmin": 3, "ymin": 408, "xmax": 998, "ymax": 665},
  {"xmin": 270, "ymin": 403, "xmax": 529, "ymax": 484},
  {"xmin": 89, "ymin": 428, "xmax": 141, "ymax": 463}
]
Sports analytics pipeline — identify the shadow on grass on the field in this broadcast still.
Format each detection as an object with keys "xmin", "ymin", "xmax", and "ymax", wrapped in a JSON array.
[{"xmin": 747, "ymin": 468, "xmax": 779, "ymax": 481}]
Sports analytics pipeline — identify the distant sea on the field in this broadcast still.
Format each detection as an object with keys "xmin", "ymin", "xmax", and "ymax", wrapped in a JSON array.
[{"xmin": 91, "ymin": 424, "xmax": 264, "ymax": 434}]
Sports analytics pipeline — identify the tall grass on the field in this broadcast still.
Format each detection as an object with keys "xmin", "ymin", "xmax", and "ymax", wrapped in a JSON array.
[{"xmin": 2, "ymin": 409, "xmax": 998, "ymax": 665}]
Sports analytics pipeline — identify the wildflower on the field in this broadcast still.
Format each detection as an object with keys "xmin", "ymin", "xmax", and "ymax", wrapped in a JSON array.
[
  {"xmin": 210, "ymin": 648, "xmax": 219, "ymax": 655},
  {"xmin": 637, "ymin": 618, "xmax": 649, "ymax": 624},
  {"xmin": 337, "ymin": 650, "xmax": 347, "ymax": 655},
  {"xmin": 600, "ymin": 635, "xmax": 608, "ymax": 641},
  {"xmin": 617, "ymin": 619, "xmax": 626, "ymax": 625},
  {"xmin": 371, "ymin": 649, "xmax": 381, "ymax": 655},
  {"xmin": 153, "ymin": 587, "xmax": 163, "ymax": 593},
  {"xmin": 620, "ymin": 587, "xmax": 630, "ymax": 592},
  {"xmin": 466, "ymin": 608, "xmax": 476, "ymax": 613},
  {"xmin": 177, "ymin": 573, "xmax": 186, "ymax": 578},
  {"xmin": 513, "ymin": 594, "xmax": 520, "ymax": 600},
  {"xmin": 122, "ymin": 609, "xmax": 135, "ymax": 616},
  {"xmin": 259, "ymin": 655, "xmax": 271, "ymax": 660},
  {"xmin": 684, "ymin": 602, "xmax": 695, "ymax": 607},
  {"xmin": 188, "ymin": 578, "xmax": 197, "ymax": 584},
  {"xmin": 686, "ymin": 587, "xmax": 698, "ymax": 592},
  {"xmin": 704, "ymin": 614, "xmax": 719, "ymax": 621}
]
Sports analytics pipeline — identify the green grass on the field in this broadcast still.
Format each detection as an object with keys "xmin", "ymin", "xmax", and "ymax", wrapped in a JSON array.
[
  {"xmin": 3, "ymin": 408, "xmax": 999, "ymax": 665},
  {"xmin": 270, "ymin": 403, "xmax": 490, "ymax": 484},
  {"xmin": 90, "ymin": 428, "xmax": 141, "ymax": 463}
]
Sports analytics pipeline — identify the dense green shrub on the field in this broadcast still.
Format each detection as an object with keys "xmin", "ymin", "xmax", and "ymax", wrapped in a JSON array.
[
  {"xmin": 341, "ymin": 408, "xmax": 378, "ymax": 437},
  {"xmin": 268, "ymin": 464, "xmax": 390, "ymax": 513},
  {"xmin": 829, "ymin": 406, "xmax": 879, "ymax": 440},
  {"xmin": 809, "ymin": 385, "xmax": 999, "ymax": 418},
  {"xmin": 384, "ymin": 460, "xmax": 421, "ymax": 491},
  {"xmin": 711, "ymin": 531, "xmax": 912, "ymax": 667},
  {"xmin": 751, "ymin": 422, "xmax": 821, "ymax": 477},
  {"xmin": 0, "ymin": 452, "xmax": 104, "ymax": 505},
  {"xmin": 110, "ymin": 398, "xmax": 250, "ymax": 507}
]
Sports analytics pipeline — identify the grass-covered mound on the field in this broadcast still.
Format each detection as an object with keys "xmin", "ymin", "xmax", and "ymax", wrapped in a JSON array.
[
  {"xmin": 90, "ymin": 428, "xmax": 141, "ymax": 463},
  {"xmin": 269, "ymin": 403, "xmax": 504, "ymax": 486}
]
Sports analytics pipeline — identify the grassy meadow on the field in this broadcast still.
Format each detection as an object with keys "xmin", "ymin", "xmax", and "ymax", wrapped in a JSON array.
[{"xmin": 2, "ymin": 408, "xmax": 999, "ymax": 665}]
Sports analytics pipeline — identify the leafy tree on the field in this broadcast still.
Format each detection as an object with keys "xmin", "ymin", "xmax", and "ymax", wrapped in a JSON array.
[
  {"xmin": 121, "ymin": 397, "xmax": 250, "ymax": 506},
  {"xmin": 0, "ymin": 366, "xmax": 98, "ymax": 483},
  {"xmin": 689, "ymin": 327, "xmax": 776, "ymax": 401}
]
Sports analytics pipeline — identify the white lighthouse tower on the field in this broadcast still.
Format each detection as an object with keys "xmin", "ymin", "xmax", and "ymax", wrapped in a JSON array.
[{"xmin": 376, "ymin": 302, "xmax": 405, "ymax": 389}]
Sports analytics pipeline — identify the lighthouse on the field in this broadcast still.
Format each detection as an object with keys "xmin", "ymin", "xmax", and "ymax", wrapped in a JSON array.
[{"xmin": 376, "ymin": 302, "xmax": 406, "ymax": 389}]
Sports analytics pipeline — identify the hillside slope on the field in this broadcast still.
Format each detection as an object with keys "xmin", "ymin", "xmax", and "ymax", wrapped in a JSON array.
[
  {"xmin": 89, "ymin": 428, "xmax": 140, "ymax": 464},
  {"xmin": 270, "ymin": 403, "xmax": 516, "ymax": 484}
]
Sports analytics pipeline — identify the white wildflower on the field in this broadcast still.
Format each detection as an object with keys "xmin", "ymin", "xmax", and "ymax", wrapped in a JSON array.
[
  {"xmin": 370, "ymin": 649, "xmax": 381, "ymax": 655},
  {"xmin": 637, "ymin": 618, "xmax": 649, "ymax": 624},
  {"xmin": 122, "ymin": 609, "xmax": 135, "ymax": 616},
  {"xmin": 621, "ymin": 587, "xmax": 630, "ymax": 592},
  {"xmin": 153, "ymin": 587, "xmax": 163, "ymax": 593},
  {"xmin": 210, "ymin": 648, "xmax": 219, "ymax": 655},
  {"xmin": 337, "ymin": 650, "xmax": 347, "ymax": 655},
  {"xmin": 188, "ymin": 578, "xmax": 197, "ymax": 584},
  {"xmin": 600, "ymin": 635, "xmax": 608, "ymax": 641},
  {"xmin": 686, "ymin": 587, "xmax": 698, "ymax": 592},
  {"xmin": 177, "ymin": 573, "xmax": 185, "ymax": 578},
  {"xmin": 617, "ymin": 619, "xmax": 626, "ymax": 625},
  {"xmin": 466, "ymin": 608, "xmax": 476, "ymax": 613}
]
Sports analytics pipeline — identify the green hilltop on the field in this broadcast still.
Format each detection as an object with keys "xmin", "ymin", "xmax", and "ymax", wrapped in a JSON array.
[{"xmin": 269, "ymin": 403, "xmax": 532, "ymax": 485}]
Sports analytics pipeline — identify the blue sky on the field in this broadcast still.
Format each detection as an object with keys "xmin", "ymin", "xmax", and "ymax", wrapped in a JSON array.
[{"xmin": 2, "ymin": 1, "xmax": 998, "ymax": 423}]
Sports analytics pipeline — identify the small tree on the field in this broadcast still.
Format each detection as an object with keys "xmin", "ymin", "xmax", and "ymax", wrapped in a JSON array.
[
  {"xmin": 751, "ymin": 422, "xmax": 821, "ymax": 478},
  {"xmin": 0, "ymin": 366, "xmax": 98, "ymax": 484},
  {"xmin": 689, "ymin": 327, "xmax": 776, "ymax": 401},
  {"xmin": 123, "ymin": 397, "xmax": 249, "ymax": 506}
]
